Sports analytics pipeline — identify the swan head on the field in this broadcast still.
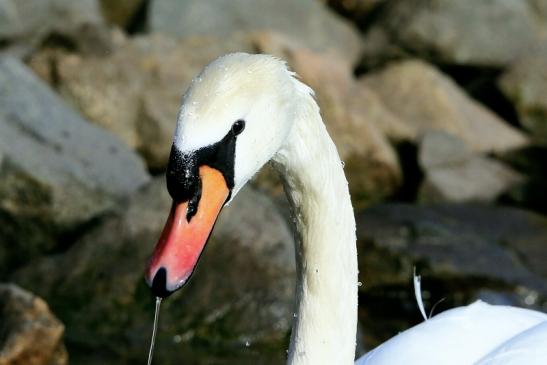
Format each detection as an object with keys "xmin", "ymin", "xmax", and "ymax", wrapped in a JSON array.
[{"xmin": 145, "ymin": 53, "xmax": 312, "ymax": 297}]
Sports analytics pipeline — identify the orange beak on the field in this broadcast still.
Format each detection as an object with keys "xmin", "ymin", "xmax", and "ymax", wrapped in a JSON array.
[{"xmin": 145, "ymin": 166, "xmax": 229, "ymax": 297}]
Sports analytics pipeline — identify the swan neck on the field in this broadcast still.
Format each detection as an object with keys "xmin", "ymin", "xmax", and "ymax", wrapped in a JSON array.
[{"xmin": 274, "ymin": 97, "xmax": 358, "ymax": 365}]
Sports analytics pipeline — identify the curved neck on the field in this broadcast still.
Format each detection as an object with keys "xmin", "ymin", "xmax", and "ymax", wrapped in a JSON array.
[{"xmin": 273, "ymin": 95, "xmax": 358, "ymax": 365}]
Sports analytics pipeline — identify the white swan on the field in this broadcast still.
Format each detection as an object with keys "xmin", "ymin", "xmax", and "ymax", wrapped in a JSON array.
[{"xmin": 144, "ymin": 53, "xmax": 547, "ymax": 365}]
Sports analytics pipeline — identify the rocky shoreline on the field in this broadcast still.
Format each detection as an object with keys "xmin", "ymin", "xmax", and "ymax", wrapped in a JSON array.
[{"xmin": 1, "ymin": 0, "xmax": 546, "ymax": 364}]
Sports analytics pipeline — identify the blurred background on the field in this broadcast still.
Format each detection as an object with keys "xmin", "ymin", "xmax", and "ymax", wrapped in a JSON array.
[{"xmin": 1, "ymin": 0, "xmax": 546, "ymax": 364}]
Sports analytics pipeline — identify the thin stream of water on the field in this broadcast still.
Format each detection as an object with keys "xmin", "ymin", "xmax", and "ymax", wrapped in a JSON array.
[{"xmin": 147, "ymin": 297, "xmax": 162, "ymax": 365}]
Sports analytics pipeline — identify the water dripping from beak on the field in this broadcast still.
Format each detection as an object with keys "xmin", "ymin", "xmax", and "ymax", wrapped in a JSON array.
[{"xmin": 147, "ymin": 296, "xmax": 162, "ymax": 365}]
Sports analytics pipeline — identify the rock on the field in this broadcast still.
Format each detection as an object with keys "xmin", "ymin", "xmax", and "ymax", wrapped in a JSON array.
[
  {"xmin": 13, "ymin": 178, "xmax": 295, "ymax": 364},
  {"xmin": 0, "ymin": 57, "xmax": 149, "ymax": 274},
  {"xmin": 361, "ymin": 60, "xmax": 529, "ymax": 153},
  {"xmin": 357, "ymin": 202, "xmax": 547, "ymax": 348},
  {"xmin": 0, "ymin": 284, "xmax": 67, "ymax": 365},
  {"xmin": 357, "ymin": 26, "xmax": 410, "ymax": 73},
  {"xmin": 0, "ymin": 0, "xmax": 104, "ymax": 51},
  {"xmin": 499, "ymin": 52, "xmax": 547, "ymax": 142},
  {"xmin": 99, "ymin": 0, "xmax": 144, "ymax": 28},
  {"xmin": 420, "ymin": 158, "xmax": 523, "ymax": 204},
  {"xmin": 357, "ymin": 204, "xmax": 547, "ymax": 308},
  {"xmin": 28, "ymin": 33, "xmax": 257, "ymax": 171},
  {"xmin": 149, "ymin": 0, "xmax": 362, "ymax": 63},
  {"xmin": 498, "ymin": 146, "xmax": 547, "ymax": 214},
  {"xmin": 360, "ymin": 0, "xmax": 547, "ymax": 67},
  {"xmin": 418, "ymin": 130, "xmax": 523, "ymax": 203},
  {"xmin": 252, "ymin": 33, "xmax": 403, "ymax": 208},
  {"xmin": 0, "ymin": 57, "xmax": 149, "ymax": 196},
  {"xmin": 418, "ymin": 130, "xmax": 472, "ymax": 169}
]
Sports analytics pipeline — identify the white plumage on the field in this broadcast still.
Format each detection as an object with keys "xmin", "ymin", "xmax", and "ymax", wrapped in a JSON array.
[{"xmin": 357, "ymin": 301, "xmax": 547, "ymax": 365}]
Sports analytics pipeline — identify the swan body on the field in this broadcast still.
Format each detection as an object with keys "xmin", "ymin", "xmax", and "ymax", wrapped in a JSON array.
[
  {"xmin": 145, "ymin": 53, "xmax": 547, "ymax": 365},
  {"xmin": 357, "ymin": 301, "xmax": 547, "ymax": 365}
]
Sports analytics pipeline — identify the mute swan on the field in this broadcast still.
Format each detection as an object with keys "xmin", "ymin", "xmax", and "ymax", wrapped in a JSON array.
[{"xmin": 144, "ymin": 53, "xmax": 547, "ymax": 365}]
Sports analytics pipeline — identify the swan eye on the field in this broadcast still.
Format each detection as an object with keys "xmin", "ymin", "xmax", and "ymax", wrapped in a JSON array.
[{"xmin": 231, "ymin": 119, "xmax": 245, "ymax": 135}]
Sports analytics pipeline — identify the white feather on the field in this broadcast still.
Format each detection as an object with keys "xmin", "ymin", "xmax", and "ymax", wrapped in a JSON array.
[{"xmin": 413, "ymin": 268, "xmax": 428, "ymax": 322}]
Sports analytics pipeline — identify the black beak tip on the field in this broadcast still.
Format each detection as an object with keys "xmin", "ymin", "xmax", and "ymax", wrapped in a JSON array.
[{"xmin": 149, "ymin": 267, "xmax": 173, "ymax": 298}]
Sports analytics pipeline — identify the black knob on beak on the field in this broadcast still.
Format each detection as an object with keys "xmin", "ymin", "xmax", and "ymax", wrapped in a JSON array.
[
  {"xmin": 150, "ymin": 267, "xmax": 173, "ymax": 298},
  {"xmin": 166, "ymin": 147, "xmax": 200, "ymax": 203}
]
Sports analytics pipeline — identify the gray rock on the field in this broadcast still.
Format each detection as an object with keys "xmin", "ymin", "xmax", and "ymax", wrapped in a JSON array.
[
  {"xmin": 0, "ymin": 57, "xmax": 149, "ymax": 274},
  {"xmin": 361, "ymin": 60, "xmax": 529, "ymax": 153},
  {"xmin": 0, "ymin": 283, "xmax": 67, "ymax": 365},
  {"xmin": 0, "ymin": 57, "xmax": 149, "ymax": 197},
  {"xmin": 13, "ymin": 178, "xmax": 295, "ymax": 365},
  {"xmin": 418, "ymin": 131, "xmax": 523, "ymax": 203},
  {"xmin": 419, "ymin": 158, "xmax": 523, "ymax": 204},
  {"xmin": 149, "ymin": 0, "xmax": 362, "ymax": 62},
  {"xmin": 355, "ymin": 203, "xmax": 547, "ymax": 348},
  {"xmin": 418, "ymin": 130, "xmax": 472, "ymax": 169},
  {"xmin": 0, "ymin": 0, "xmax": 103, "ymax": 48},
  {"xmin": 418, "ymin": 156, "xmax": 524, "ymax": 203},
  {"xmin": 499, "ymin": 52, "xmax": 547, "ymax": 142},
  {"xmin": 357, "ymin": 204, "xmax": 547, "ymax": 308},
  {"xmin": 361, "ymin": 0, "xmax": 547, "ymax": 67}
]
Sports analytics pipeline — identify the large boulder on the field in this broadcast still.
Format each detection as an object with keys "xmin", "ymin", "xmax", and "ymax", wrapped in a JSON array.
[
  {"xmin": 13, "ymin": 178, "xmax": 295, "ymax": 365},
  {"xmin": 361, "ymin": 60, "xmax": 529, "ymax": 153},
  {"xmin": 418, "ymin": 130, "xmax": 523, "ymax": 203},
  {"xmin": 499, "ymin": 52, "xmax": 547, "ymax": 142},
  {"xmin": 149, "ymin": 0, "xmax": 362, "ymax": 63},
  {"xmin": 0, "ymin": 0, "xmax": 105, "ymax": 57},
  {"xmin": 360, "ymin": 0, "xmax": 547, "ymax": 68},
  {"xmin": 357, "ymin": 203, "xmax": 547, "ymax": 307},
  {"xmin": 356, "ymin": 204, "xmax": 547, "ymax": 349},
  {"xmin": 0, "ymin": 284, "xmax": 67, "ymax": 365},
  {"xmin": 0, "ymin": 57, "xmax": 149, "ymax": 275}
]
